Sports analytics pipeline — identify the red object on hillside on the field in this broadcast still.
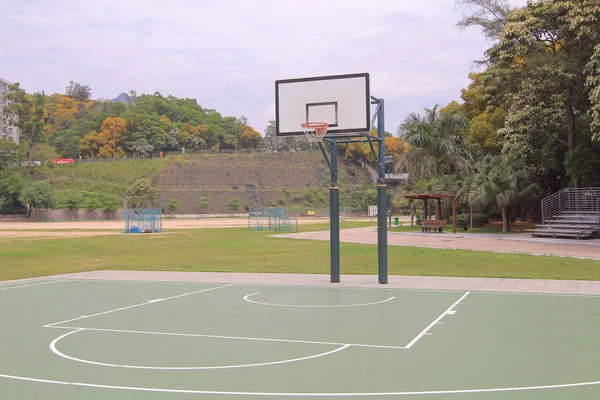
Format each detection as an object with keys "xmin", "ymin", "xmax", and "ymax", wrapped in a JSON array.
[{"xmin": 50, "ymin": 158, "xmax": 75, "ymax": 164}]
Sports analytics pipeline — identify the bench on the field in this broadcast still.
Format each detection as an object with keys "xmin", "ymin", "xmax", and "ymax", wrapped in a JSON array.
[{"xmin": 422, "ymin": 219, "xmax": 447, "ymax": 233}]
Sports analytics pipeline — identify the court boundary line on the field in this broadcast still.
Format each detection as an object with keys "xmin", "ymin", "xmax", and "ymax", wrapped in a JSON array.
[
  {"xmin": 43, "ymin": 284, "xmax": 232, "ymax": 327},
  {"xmin": 0, "ymin": 281, "xmax": 596, "ymax": 396},
  {"xmin": 44, "ymin": 290, "xmax": 472, "ymax": 351},
  {"xmin": 243, "ymin": 292, "xmax": 395, "ymax": 308},
  {"xmin": 405, "ymin": 291, "xmax": 470, "ymax": 349},
  {"xmin": 46, "ymin": 326, "xmax": 408, "ymax": 350},
  {"xmin": 0, "ymin": 280, "xmax": 66, "ymax": 292},
  {"xmin": 49, "ymin": 328, "xmax": 351, "ymax": 370},
  {"xmin": 1, "ymin": 372, "xmax": 599, "ymax": 396},
  {"xmin": 31, "ymin": 277, "xmax": 600, "ymax": 298}
]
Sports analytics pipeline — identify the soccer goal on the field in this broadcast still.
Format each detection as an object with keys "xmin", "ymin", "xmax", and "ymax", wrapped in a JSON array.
[{"xmin": 124, "ymin": 208, "xmax": 163, "ymax": 233}]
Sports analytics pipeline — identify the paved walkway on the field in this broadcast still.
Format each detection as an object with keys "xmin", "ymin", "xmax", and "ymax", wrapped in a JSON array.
[
  {"xmin": 274, "ymin": 227, "xmax": 600, "ymax": 260},
  {"xmin": 22, "ymin": 270, "xmax": 600, "ymax": 295}
]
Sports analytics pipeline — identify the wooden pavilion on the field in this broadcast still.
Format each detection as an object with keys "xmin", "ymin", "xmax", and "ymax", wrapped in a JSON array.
[{"xmin": 402, "ymin": 193, "xmax": 457, "ymax": 233}]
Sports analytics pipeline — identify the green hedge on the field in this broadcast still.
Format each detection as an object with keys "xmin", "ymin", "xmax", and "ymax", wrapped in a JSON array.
[{"xmin": 456, "ymin": 213, "xmax": 489, "ymax": 229}]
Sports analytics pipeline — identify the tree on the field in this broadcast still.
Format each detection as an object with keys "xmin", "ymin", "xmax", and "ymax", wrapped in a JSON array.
[
  {"xmin": 99, "ymin": 193, "xmax": 122, "ymax": 212},
  {"xmin": 98, "ymin": 117, "xmax": 126, "ymax": 159},
  {"xmin": 396, "ymin": 105, "xmax": 472, "ymax": 183},
  {"xmin": 126, "ymin": 179, "xmax": 157, "ymax": 208},
  {"xmin": 180, "ymin": 123, "xmax": 208, "ymax": 153},
  {"xmin": 54, "ymin": 129, "xmax": 82, "ymax": 158},
  {"xmin": 2, "ymin": 83, "xmax": 46, "ymax": 166},
  {"xmin": 51, "ymin": 95, "xmax": 79, "ymax": 130},
  {"xmin": 361, "ymin": 188, "xmax": 378, "ymax": 209},
  {"xmin": 228, "ymin": 197, "xmax": 241, "ymax": 212},
  {"xmin": 260, "ymin": 119, "xmax": 310, "ymax": 153},
  {"xmin": 457, "ymin": 0, "xmax": 513, "ymax": 42},
  {"xmin": 587, "ymin": 44, "xmax": 600, "ymax": 140},
  {"xmin": 164, "ymin": 197, "xmax": 181, "ymax": 216},
  {"xmin": 303, "ymin": 187, "xmax": 328, "ymax": 208},
  {"xmin": 79, "ymin": 130, "xmax": 102, "ymax": 159},
  {"xmin": 18, "ymin": 181, "xmax": 56, "ymax": 217},
  {"xmin": 472, "ymin": 155, "xmax": 540, "ymax": 232},
  {"xmin": 129, "ymin": 138, "xmax": 154, "ymax": 157},
  {"xmin": 0, "ymin": 195, "xmax": 6, "ymax": 209},
  {"xmin": 0, "ymin": 140, "xmax": 26, "ymax": 170},
  {"xmin": 65, "ymin": 198, "xmax": 79, "ymax": 210},
  {"xmin": 564, "ymin": 140, "xmax": 600, "ymax": 187},
  {"xmin": 0, "ymin": 173, "xmax": 26, "ymax": 208},
  {"xmin": 239, "ymin": 126, "xmax": 262, "ymax": 149},
  {"xmin": 66, "ymin": 81, "xmax": 92, "ymax": 102},
  {"xmin": 83, "ymin": 196, "xmax": 101, "ymax": 211},
  {"xmin": 484, "ymin": 0, "xmax": 600, "ymax": 187},
  {"xmin": 196, "ymin": 196, "xmax": 211, "ymax": 216}
]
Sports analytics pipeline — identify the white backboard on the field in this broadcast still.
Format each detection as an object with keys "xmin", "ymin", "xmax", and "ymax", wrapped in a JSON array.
[{"xmin": 275, "ymin": 73, "xmax": 370, "ymax": 136}]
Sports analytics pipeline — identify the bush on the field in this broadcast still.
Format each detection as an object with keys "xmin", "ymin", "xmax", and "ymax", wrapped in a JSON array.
[
  {"xmin": 228, "ymin": 197, "xmax": 241, "ymax": 212},
  {"xmin": 456, "ymin": 213, "xmax": 489, "ymax": 228},
  {"xmin": 456, "ymin": 214, "xmax": 469, "ymax": 230},
  {"xmin": 488, "ymin": 211, "xmax": 502, "ymax": 222},
  {"xmin": 415, "ymin": 210, "xmax": 424, "ymax": 226}
]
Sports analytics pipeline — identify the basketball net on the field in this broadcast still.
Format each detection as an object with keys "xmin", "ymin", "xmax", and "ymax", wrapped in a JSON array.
[{"xmin": 301, "ymin": 122, "xmax": 329, "ymax": 143}]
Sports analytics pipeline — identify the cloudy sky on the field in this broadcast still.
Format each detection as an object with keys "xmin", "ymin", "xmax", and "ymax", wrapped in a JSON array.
[{"xmin": 0, "ymin": 0, "xmax": 526, "ymax": 135}]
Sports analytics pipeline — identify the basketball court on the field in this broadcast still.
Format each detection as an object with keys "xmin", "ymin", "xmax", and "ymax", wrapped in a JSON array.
[
  {"xmin": 2, "ymin": 72, "xmax": 598, "ymax": 399},
  {"xmin": 1, "ymin": 273, "xmax": 599, "ymax": 399}
]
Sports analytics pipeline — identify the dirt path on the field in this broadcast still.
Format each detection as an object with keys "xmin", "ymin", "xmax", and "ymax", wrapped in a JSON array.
[{"xmin": 0, "ymin": 218, "xmax": 331, "ymax": 238}]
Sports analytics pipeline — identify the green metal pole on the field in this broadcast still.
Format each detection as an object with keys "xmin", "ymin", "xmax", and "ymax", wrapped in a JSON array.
[
  {"xmin": 377, "ymin": 99, "xmax": 388, "ymax": 284},
  {"xmin": 330, "ymin": 140, "xmax": 340, "ymax": 283}
]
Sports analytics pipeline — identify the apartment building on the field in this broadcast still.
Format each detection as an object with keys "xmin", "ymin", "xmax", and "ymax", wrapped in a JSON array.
[{"xmin": 0, "ymin": 78, "xmax": 20, "ymax": 143}]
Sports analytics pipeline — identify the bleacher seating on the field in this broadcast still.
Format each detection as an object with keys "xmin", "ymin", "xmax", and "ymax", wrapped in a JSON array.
[{"xmin": 528, "ymin": 211, "xmax": 600, "ymax": 240}]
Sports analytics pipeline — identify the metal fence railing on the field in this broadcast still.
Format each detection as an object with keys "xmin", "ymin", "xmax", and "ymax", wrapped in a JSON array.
[{"xmin": 541, "ymin": 187, "xmax": 600, "ymax": 222}]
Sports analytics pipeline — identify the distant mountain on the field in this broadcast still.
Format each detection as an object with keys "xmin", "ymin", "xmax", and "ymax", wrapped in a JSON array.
[{"xmin": 110, "ymin": 92, "xmax": 135, "ymax": 105}]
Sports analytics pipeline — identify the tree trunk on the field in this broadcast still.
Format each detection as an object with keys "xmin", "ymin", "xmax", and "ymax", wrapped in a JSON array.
[
  {"xmin": 27, "ymin": 137, "xmax": 33, "ymax": 168},
  {"xmin": 469, "ymin": 202, "xmax": 473, "ymax": 230},
  {"xmin": 565, "ymin": 92, "xmax": 579, "ymax": 188},
  {"xmin": 502, "ymin": 204, "xmax": 510, "ymax": 232}
]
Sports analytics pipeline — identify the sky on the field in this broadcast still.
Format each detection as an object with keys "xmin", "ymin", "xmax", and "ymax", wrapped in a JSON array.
[{"xmin": 0, "ymin": 0, "xmax": 527, "ymax": 135}]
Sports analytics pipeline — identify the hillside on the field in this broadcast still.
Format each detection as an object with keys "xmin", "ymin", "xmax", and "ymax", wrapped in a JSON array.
[
  {"xmin": 8, "ymin": 152, "xmax": 374, "ymax": 214},
  {"xmin": 157, "ymin": 153, "xmax": 373, "ymax": 213}
]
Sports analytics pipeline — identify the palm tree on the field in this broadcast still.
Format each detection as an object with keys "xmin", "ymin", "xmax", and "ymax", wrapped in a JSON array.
[
  {"xmin": 472, "ymin": 155, "xmax": 541, "ymax": 232},
  {"xmin": 396, "ymin": 105, "xmax": 472, "ymax": 182}
]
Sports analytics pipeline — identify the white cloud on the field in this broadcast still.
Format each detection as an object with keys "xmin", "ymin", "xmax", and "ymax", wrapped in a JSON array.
[{"xmin": 0, "ymin": 0, "xmax": 524, "ymax": 133}]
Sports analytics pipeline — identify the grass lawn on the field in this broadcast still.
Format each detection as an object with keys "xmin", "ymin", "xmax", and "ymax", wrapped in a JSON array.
[{"xmin": 1, "ymin": 222, "xmax": 599, "ymax": 282}]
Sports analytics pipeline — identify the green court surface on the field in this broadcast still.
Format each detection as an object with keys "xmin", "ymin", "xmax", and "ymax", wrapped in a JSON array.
[{"xmin": 1, "ymin": 279, "xmax": 599, "ymax": 399}]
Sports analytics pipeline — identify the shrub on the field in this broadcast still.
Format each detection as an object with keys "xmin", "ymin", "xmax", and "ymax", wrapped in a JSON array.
[
  {"xmin": 456, "ymin": 213, "xmax": 489, "ymax": 228},
  {"xmin": 228, "ymin": 197, "xmax": 241, "ymax": 212},
  {"xmin": 488, "ymin": 211, "xmax": 502, "ymax": 222},
  {"xmin": 415, "ymin": 210, "xmax": 423, "ymax": 226},
  {"xmin": 456, "ymin": 214, "xmax": 469, "ymax": 230}
]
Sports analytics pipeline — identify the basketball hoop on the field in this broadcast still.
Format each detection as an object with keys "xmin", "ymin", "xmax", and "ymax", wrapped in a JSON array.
[{"xmin": 301, "ymin": 122, "xmax": 329, "ymax": 143}]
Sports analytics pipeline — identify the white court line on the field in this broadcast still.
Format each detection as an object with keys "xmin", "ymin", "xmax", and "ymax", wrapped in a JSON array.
[
  {"xmin": 43, "ymin": 284, "xmax": 232, "ymax": 327},
  {"xmin": 0, "ymin": 280, "xmax": 66, "ymax": 292},
  {"xmin": 0, "ymin": 372, "xmax": 599, "ymax": 396},
  {"xmin": 45, "ymin": 278, "xmax": 600, "ymax": 298},
  {"xmin": 49, "ymin": 329, "xmax": 350, "ymax": 370},
  {"xmin": 404, "ymin": 291, "xmax": 470, "ymax": 349},
  {"xmin": 244, "ymin": 292, "xmax": 395, "ymax": 308},
  {"xmin": 46, "ymin": 326, "xmax": 407, "ymax": 350}
]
